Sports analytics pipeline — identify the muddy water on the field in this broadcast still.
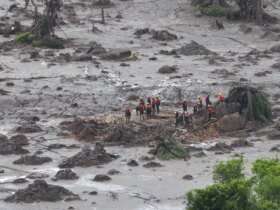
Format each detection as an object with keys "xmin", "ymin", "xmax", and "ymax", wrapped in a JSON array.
[{"xmin": 0, "ymin": 0, "xmax": 280, "ymax": 209}]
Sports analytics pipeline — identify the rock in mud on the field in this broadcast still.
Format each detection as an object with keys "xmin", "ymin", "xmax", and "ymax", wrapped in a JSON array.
[
  {"xmin": 192, "ymin": 151, "xmax": 207, "ymax": 158},
  {"xmin": 151, "ymin": 30, "xmax": 177, "ymax": 41},
  {"xmin": 270, "ymin": 144, "xmax": 280, "ymax": 152},
  {"xmin": 217, "ymin": 113, "xmax": 246, "ymax": 132},
  {"xmin": 267, "ymin": 130, "xmax": 280, "ymax": 140},
  {"xmin": 47, "ymin": 143, "xmax": 67, "ymax": 150},
  {"xmin": 15, "ymin": 123, "xmax": 42, "ymax": 133},
  {"xmin": 26, "ymin": 172, "xmax": 49, "ymax": 180},
  {"xmin": 59, "ymin": 143, "xmax": 117, "ymax": 168},
  {"xmin": 239, "ymin": 24, "xmax": 252, "ymax": 34},
  {"xmin": 158, "ymin": 65, "xmax": 177, "ymax": 74},
  {"xmin": 9, "ymin": 135, "xmax": 29, "ymax": 146},
  {"xmin": 100, "ymin": 49, "xmax": 131, "ymax": 60},
  {"xmin": 270, "ymin": 44, "xmax": 280, "ymax": 53},
  {"xmin": 107, "ymin": 169, "xmax": 121, "ymax": 175},
  {"xmin": 182, "ymin": 174, "xmax": 194, "ymax": 180},
  {"xmin": 13, "ymin": 178, "xmax": 29, "ymax": 184},
  {"xmin": 89, "ymin": 191, "xmax": 98, "ymax": 195},
  {"xmin": 4, "ymin": 180, "xmax": 80, "ymax": 203},
  {"xmin": 230, "ymin": 138, "xmax": 254, "ymax": 148},
  {"xmin": 134, "ymin": 28, "xmax": 150, "ymax": 36},
  {"xmin": 127, "ymin": 159, "xmax": 139, "ymax": 167},
  {"xmin": 0, "ymin": 140, "xmax": 29, "ymax": 155},
  {"xmin": 207, "ymin": 142, "xmax": 233, "ymax": 154},
  {"xmin": 143, "ymin": 161, "xmax": 163, "ymax": 168},
  {"xmin": 86, "ymin": 41, "xmax": 106, "ymax": 55},
  {"xmin": 93, "ymin": 0, "xmax": 114, "ymax": 7},
  {"xmin": 271, "ymin": 62, "xmax": 280, "ymax": 70},
  {"xmin": 13, "ymin": 155, "xmax": 52, "ymax": 165},
  {"xmin": 53, "ymin": 169, "xmax": 79, "ymax": 181},
  {"xmin": 93, "ymin": 174, "xmax": 111, "ymax": 182},
  {"xmin": 176, "ymin": 41, "xmax": 216, "ymax": 56}
]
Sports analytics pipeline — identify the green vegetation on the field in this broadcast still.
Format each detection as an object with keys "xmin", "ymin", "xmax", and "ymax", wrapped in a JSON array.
[
  {"xmin": 155, "ymin": 138, "xmax": 187, "ymax": 160},
  {"xmin": 252, "ymin": 93, "xmax": 272, "ymax": 122},
  {"xmin": 213, "ymin": 157, "xmax": 244, "ymax": 183},
  {"xmin": 16, "ymin": 32, "xmax": 64, "ymax": 49},
  {"xmin": 16, "ymin": 32, "xmax": 35, "ymax": 44},
  {"xmin": 198, "ymin": 5, "xmax": 227, "ymax": 17},
  {"xmin": 186, "ymin": 158, "xmax": 280, "ymax": 210}
]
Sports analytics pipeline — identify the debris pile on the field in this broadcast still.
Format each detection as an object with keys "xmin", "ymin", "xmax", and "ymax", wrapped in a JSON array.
[
  {"xmin": 5, "ymin": 180, "xmax": 80, "ymax": 203},
  {"xmin": 13, "ymin": 155, "xmax": 52, "ymax": 165},
  {"xmin": 152, "ymin": 137, "xmax": 189, "ymax": 160},
  {"xmin": 60, "ymin": 118, "xmax": 107, "ymax": 142},
  {"xmin": 59, "ymin": 143, "xmax": 117, "ymax": 168},
  {"xmin": 176, "ymin": 41, "xmax": 216, "ymax": 56}
]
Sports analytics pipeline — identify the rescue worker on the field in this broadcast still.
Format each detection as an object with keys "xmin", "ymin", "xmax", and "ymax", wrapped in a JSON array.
[
  {"xmin": 139, "ymin": 103, "xmax": 145, "ymax": 120},
  {"xmin": 136, "ymin": 105, "xmax": 140, "ymax": 116},
  {"xmin": 198, "ymin": 96, "xmax": 203, "ymax": 111},
  {"xmin": 218, "ymin": 93, "xmax": 225, "ymax": 104},
  {"xmin": 175, "ymin": 112, "xmax": 179, "ymax": 127},
  {"xmin": 125, "ymin": 107, "xmax": 131, "ymax": 123},
  {"xmin": 193, "ymin": 104, "xmax": 198, "ymax": 114},
  {"xmin": 146, "ymin": 103, "xmax": 152, "ymax": 119},
  {"xmin": 182, "ymin": 101, "xmax": 188, "ymax": 112},
  {"xmin": 207, "ymin": 104, "xmax": 214, "ymax": 121},
  {"xmin": 152, "ymin": 98, "xmax": 156, "ymax": 115},
  {"xmin": 147, "ymin": 97, "xmax": 151, "ymax": 104},
  {"xmin": 205, "ymin": 94, "xmax": 211, "ymax": 109},
  {"xmin": 155, "ymin": 97, "xmax": 160, "ymax": 114}
]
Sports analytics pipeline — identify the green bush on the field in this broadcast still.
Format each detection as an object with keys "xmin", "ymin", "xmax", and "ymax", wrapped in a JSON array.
[
  {"xmin": 187, "ymin": 179, "xmax": 253, "ymax": 210},
  {"xmin": 15, "ymin": 32, "xmax": 35, "ymax": 44},
  {"xmin": 213, "ymin": 158, "xmax": 244, "ymax": 183},
  {"xmin": 199, "ymin": 5, "xmax": 227, "ymax": 17},
  {"xmin": 32, "ymin": 37, "xmax": 64, "ymax": 49},
  {"xmin": 155, "ymin": 138, "xmax": 187, "ymax": 160},
  {"xmin": 186, "ymin": 158, "xmax": 280, "ymax": 210},
  {"xmin": 252, "ymin": 159, "xmax": 280, "ymax": 178}
]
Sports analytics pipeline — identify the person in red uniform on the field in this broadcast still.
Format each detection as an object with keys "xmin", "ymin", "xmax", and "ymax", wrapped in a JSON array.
[{"xmin": 155, "ymin": 97, "xmax": 160, "ymax": 114}]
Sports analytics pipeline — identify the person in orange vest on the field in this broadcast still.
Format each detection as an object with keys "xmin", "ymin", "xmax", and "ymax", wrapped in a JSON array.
[
  {"xmin": 218, "ymin": 93, "xmax": 225, "ymax": 104},
  {"xmin": 125, "ymin": 107, "xmax": 131, "ymax": 123},
  {"xmin": 207, "ymin": 104, "xmax": 214, "ymax": 121},
  {"xmin": 155, "ymin": 97, "xmax": 161, "ymax": 114},
  {"xmin": 146, "ymin": 103, "xmax": 152, "ymax": 119},
  {"xmin": 139, "ymin": 103, "xmax": 145, "ymax": 120}
]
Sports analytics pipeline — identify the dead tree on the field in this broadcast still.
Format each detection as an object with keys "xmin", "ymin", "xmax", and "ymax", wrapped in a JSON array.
[
  {"xmin": 29, "ymin": 0, "xmax": 62, "ymax": 38},
  {"xmin": 235, "ymin": 0, "xmax": 264, "ymax": 24}
]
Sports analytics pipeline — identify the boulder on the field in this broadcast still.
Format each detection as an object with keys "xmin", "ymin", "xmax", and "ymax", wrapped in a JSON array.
[
  {"xmin": 143, "ymin": 161, "xmax": 163, "ymax": 168},
  {"xmin": 151, "ymin": 30, "xmax": 177, "ymax": 41},
  {"xmin": 59, "ymin": 143, "xmax": 117, "ymax": 168},
  {"xmin": 127, "ymin": 159, "xmax": 139, "ymax": 167},
  {"xmin": 100, "ymin": 49, "xmax": 131, "ymax": 60},
  {"xmin": 9, "ymin": 135, "xmax": 29, "ymax": 146},
  {"xmin": 13, "ymin": 155, "xmax": 52, "ymax": 165},
  {"xmin": 107, "ymin": 169, "xmax": 121, "ymax": 175},
  {"xmin": 92, "ymin": 174, "xmax": 111, "ymax": 182},
  {"xmin": 217, "ymin": 113, "xmax": 246, "ymax": 132},
  {"xmin": 4, "ymin": 180, "xmax": 80, "ymax": 203},
  {"xmin": 15, "ymin": 124, "xmax": 42, "ymax": 133},
  {"xmin": 158, "ymin": 65, "xmax": 177, "ymax": 74},
  {"xmin": 54, "ymin": 169, "xmax": 79, "ymax": 181}
]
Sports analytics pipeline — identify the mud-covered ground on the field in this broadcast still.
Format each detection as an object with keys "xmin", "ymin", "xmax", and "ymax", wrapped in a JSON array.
[{"xmin": 1, "ymin": 0, "xmax": 280, "ymax": 209}]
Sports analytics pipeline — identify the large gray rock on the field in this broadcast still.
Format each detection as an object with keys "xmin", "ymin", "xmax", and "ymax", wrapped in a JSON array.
[
  {"xmin": 158, "ymin": 65, "xmax": 177, "ymax": 74},
  {"xmin": 217, "ymin": 113, "xmax": 246, "ymax": 132}
]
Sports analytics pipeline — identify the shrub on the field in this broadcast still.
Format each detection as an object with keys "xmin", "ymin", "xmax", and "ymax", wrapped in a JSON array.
[
  {"xmin": 199, "ymin": 5, "xmax": 227, "ymax": 17},
  {"xmin": 187, "ymin": 179, "xmax": 253, "ymax": 210},
  {"xmin": 252, "ymin": 159, "xmax": 280, "ymax": 178},
  {"xmin": 213, "ymin": 157, "xmax": 244, "ymax": 183},
  {"xmin": 15, "ymin": 32, "xmax": 34, "ymax": 44}
]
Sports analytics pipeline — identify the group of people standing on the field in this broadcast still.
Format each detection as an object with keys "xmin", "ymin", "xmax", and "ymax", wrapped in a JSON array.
[{"xmin": 125, "ymin": 97, "xmax": 161, "ymax": 122}]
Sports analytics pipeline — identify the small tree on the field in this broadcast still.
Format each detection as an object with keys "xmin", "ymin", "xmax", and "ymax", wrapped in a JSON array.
[{"xmin": 213, "ymin": 157, "xmax": 244, "ymax": 183}]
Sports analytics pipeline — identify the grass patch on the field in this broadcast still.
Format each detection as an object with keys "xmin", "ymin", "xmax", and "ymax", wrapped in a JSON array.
[{"xmin": 199, "ymin": 5, "xmax": 227, "ymax": 17}]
